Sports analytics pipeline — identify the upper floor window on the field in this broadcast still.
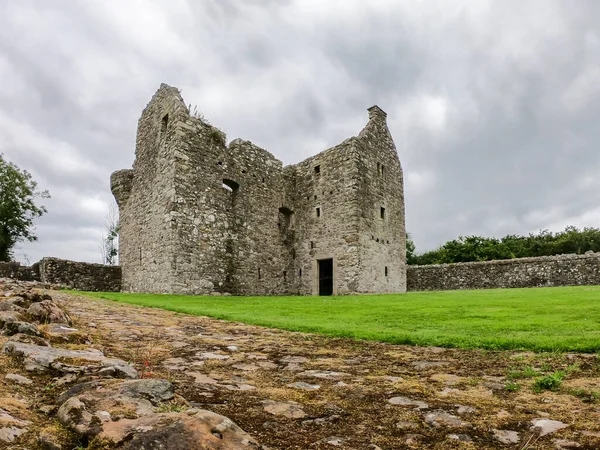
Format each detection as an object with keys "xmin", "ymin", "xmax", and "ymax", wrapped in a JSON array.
[
  {"xmin": 377, "ymin": 162, "xmax": 385, "ymax": 178},
  {"xmin": 314, "ymin": 165, "xmax": 321, "ymax": 175},
  {"xmin": 161, "ymin": 114, "xmax": 169, "ymax": 133},
  {"xmin": 380, "ymin": 207, "xmax": 386, "ymax": 219}
]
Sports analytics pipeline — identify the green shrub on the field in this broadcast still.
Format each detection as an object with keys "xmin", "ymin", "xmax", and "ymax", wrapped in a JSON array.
[
  {"xmin": 505, "ymin": 382, "xmax": 520, "ymax": 392},
  {"xmin": 568, "ymin": 388, "xmax": 600, "ymax": 403},
  {"xmin": 534, "ymin": 371, "xmax": 565, "ymax": 392},
  {"xmin": 508, "ymin": 366, "xmax": 540, "ymax": 380}
]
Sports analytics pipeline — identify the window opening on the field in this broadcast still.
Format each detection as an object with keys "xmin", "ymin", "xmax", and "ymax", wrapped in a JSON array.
[
  {"xmin": 258, "ymin": 268, "xmax": 261, "ymax": 280},
  {"xmin": 161, "ymin": 114, "xmax": 168, "ymax": 132},
  {"xmin": 385, "ymin": 266, "xmax": 388, "ymax": 277},
  {"xmin": 316, "ymin": 207, "xmax": 321, "ymax": 218},
  {"xmin": 380, "ymin": 207, "xmax": 386, "ymax": 219},
  {"xmin": 222, "ymin": 179, "xmax": 239, "ymax": 193},
  {"xmin": 314, "ymin": 165, "xmax": 321, "ymax": 174}
]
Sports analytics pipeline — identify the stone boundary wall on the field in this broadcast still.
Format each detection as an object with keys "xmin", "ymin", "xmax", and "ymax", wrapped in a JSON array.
[
  {"xmin": 1, "ymin": 258, "xmax": 121, "ymax": 292},
  {"xmin": 37, "ymin": 258, "xmax": 122, "ymax": 292},
  {"xmin": 407, "ymin": 253, "xmax": 600, "ymax": 291},
  {"xmin": 0, "ymin": 261, "xmax": 39, "ymax": 281}
]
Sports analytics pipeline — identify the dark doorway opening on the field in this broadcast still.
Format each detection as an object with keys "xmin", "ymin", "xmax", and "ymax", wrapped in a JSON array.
[{"xmin": 318, "ymin": 258, "xmax": 333, "ymax": 296}]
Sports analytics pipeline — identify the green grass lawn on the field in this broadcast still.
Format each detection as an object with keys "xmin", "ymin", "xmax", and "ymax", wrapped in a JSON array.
[{"xmin": 82, "ymin": 286, "xmax": 600, "ymax": 352}]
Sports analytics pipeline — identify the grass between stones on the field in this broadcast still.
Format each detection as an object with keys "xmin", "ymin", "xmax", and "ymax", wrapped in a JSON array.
[{"xmin": 81, "ymin": 285, "xmax": 600, "ymax": 352}]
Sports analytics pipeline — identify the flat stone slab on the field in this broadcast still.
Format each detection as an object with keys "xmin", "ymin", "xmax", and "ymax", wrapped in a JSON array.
[
  {"xmin": 0, "ymin": 426, "xmax": 28, "ymax": 443},
  {"xmin": 493, "ymin": 429, "xmax": 520, "ymax": 444},
  {"xmin": 5, "ymin": 373, "xmax": 33, "ymax": 385},
  {"xmin": 298, "ymin": 370, "xmax": 350, "ymax": 379},
  {"xmin": 197, "ymin": 352, "xmax": 230, "ymax": 360},
  {"xmin": 425, "ymin": 410, "xmax": 471, "ymax": 428},
  {"xmin": 186, "ymin": 372, "xmax": 219, "ymax": 385},
  {"xmin": 3, "ymin": 341, "xmax": 137, "ymax": 378},
  {"xmin": 388, "ymin": 396, "xmax": 429, "ymax": 410},
  {"xmin": 263, "ymin": 400, "xmax": 307, "ymax": 419},
  {"xmin": 411, "ymin": 361, "xmax": 451, "ymax": 370},
  {"xmin": 531, "ymin": 418, "xmax": 569, "ymax": 437},
  {"xmin": 288, "ymin": 382, "xmax": 320, "ymax": 391},
  {"xmin": 281, "ymin": 356, "xmax": 308, "ymax": 364}
]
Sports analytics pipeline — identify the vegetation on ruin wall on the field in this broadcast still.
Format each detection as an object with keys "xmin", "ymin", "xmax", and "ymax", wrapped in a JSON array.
[
  {"xmin": 84, "ymin": 286, "xmax": 600, "ymax": 352},
  {"xmin": 407, "ymin": 226, "xmax": 600, "ymax": 265}
]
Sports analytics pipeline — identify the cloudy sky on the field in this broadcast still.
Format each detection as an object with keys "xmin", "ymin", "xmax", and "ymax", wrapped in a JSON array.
[{"xmin": 1, "ymin": 0, "xmax": 599, "ymax": 264}]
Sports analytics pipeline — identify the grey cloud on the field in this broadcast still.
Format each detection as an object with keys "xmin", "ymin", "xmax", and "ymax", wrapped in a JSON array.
[{"xmin": 1, "ymin": 0, "xmax": 599, "ymax": 263}]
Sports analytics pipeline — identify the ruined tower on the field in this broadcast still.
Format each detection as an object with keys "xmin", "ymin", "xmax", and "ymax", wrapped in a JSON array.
[{"xmin": 111, "ymin": 84, "xmax": 406, "ymax": 295}]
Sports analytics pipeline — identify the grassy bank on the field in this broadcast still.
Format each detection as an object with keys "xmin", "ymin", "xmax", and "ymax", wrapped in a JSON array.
[{"xmin": 82, "ymin": 286, "xmax": 600, "ymax": 352}]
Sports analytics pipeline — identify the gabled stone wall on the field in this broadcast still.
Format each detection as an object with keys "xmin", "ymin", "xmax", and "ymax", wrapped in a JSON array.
[{"xmin": 407, "ymin": 253, "xmax": 600, "ymax": 291}]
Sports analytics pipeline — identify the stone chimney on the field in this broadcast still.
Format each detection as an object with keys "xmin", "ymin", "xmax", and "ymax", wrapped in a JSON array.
[{"xmin": 367, "ymin": 105, "xmax": 387, "ymax": 121}]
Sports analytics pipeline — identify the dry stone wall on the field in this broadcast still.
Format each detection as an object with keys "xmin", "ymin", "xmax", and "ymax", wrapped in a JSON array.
[
  {"xmin": 407, "ymin": 253, "xmax": 600, "ymax": 291},
  {"xmin": 38, "ymin": 258, "xmax": 121, "ymax": 292},
  {"xmin": 0, "ymin": 262, "xmax": 39, "ymax": 281},
  {"xmin": 1, "ymin": 259, "xmax": 121, "ymax": 291}
]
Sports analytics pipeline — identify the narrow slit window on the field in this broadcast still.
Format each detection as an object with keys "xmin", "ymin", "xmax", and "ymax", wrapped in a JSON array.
[
  {"xmin": 258, "ymin": 268, "xmax": 261, "ymax": 280},
  {"xmin": 377, "ymin": 162, "xmax": 381, "ymax": 176},
  {"xmin": 161, "ymin": 114, "xmax": 168, "ymax": 132},
  {"xmin": 385, "ymin": 266, "xmax": 388, "ymax": 277},
  {"xmin": 314, "ymin": 165, "xmax": 321, "ymax": 174},
  {"xmin": 316, "ymin": 207, "xmax": 321, "ymax": 218},
  {"xmin": 310, "ymin": 241, "xmax": 315, "ymax": 249},
  {"xmin": 380, "ymin": 207, "xmax": 386, "ymax": 219},
  {"xmin": 299, "ymin": 268, "xmax": 302, "ymax": 278},
  {"xmin": 283, "ymin": 271, "xmax": 287, "ymax": 282}
]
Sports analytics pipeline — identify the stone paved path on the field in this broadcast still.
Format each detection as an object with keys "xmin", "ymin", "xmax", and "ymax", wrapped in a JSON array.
[{"xmin": 3, "ymin": 288, "xmax": 600, "ymax": 449}]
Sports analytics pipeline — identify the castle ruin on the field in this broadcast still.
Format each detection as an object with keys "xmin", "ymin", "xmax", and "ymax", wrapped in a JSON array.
[{"xmin": 111, "ymin": 84, "xmax": 406, "ymax": 295}]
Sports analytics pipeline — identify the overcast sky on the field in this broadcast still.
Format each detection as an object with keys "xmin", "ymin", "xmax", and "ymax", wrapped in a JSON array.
[{"xmin": 1, "ymin": 0, "xmax": 599, "ymax": 264}]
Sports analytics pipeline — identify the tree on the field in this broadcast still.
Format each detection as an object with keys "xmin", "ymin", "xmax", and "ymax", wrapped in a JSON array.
[
  {"xmin": 407, "ymin": 226, "xmax": 600, "ymax": 265},
  {"xmin": 406, "ymin": 233, "xmax": 418, "ymax": 265},
  {"xmin": 100, "ymin": 201, "xmax": 119, "ymax": 265},
  {"xmin": 0, "ymin": 155, "xmax": 49, "ymax": 262}
]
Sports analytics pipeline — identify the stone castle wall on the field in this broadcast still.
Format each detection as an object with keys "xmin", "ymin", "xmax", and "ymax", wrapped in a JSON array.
[
  {"xmin": 112, "ymin": 84, "xmax": 407, "ymax": 295},
  {"xmin": 407, "ymin": 253, "xmax": 600, "ymax": 291}
]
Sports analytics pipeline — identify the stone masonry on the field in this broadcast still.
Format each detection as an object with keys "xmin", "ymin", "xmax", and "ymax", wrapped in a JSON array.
[
  {"xmin": 407, "ymin": 252, "xmax": 600, "ymax": 291},
  {"xmin": 111, "ymin": 84, "xmax": 406, "ymax": 295}
]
